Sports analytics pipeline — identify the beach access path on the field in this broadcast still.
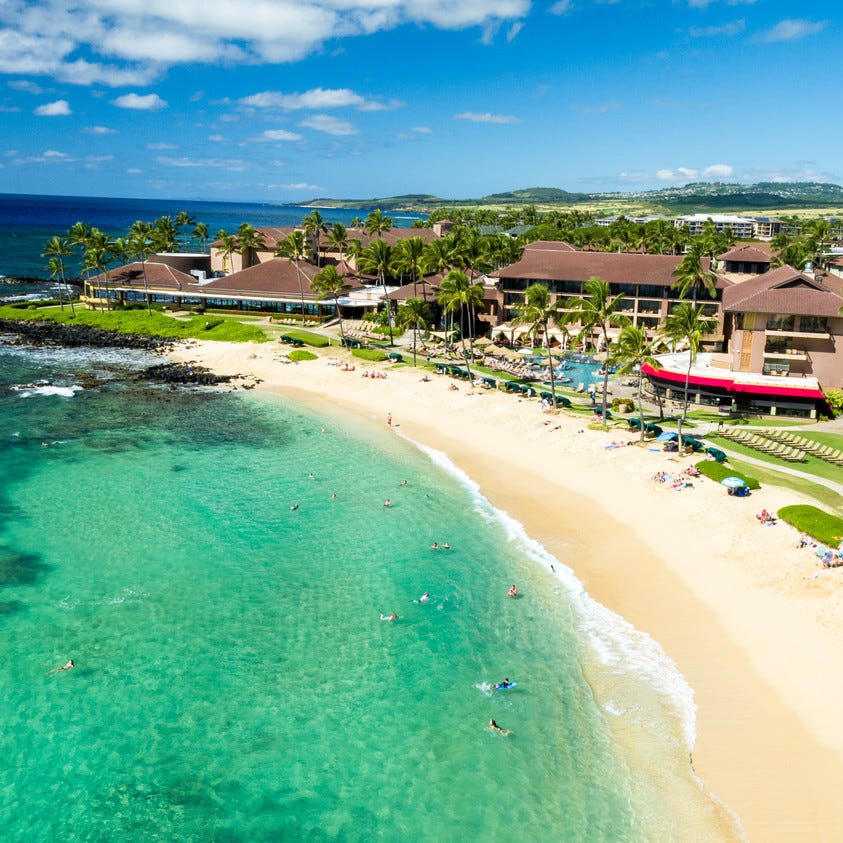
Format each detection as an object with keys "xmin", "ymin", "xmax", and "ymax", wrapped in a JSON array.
[{"xmin": 169, "ymin": 339, "xmax": 843, "ymax": 843}]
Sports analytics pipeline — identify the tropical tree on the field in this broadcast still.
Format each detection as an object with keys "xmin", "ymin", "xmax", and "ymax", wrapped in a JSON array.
[
  {"xmin": 192, "ymin": 221, "xmax": 209, "ymax": 252},
  {"xmin": 662, "ymin": 302, "xmax": 717, "ymax": 446},
  {"xmin": 671, "ymin": 240, "xmax": 718, "ymax": 305},
  {"xmin": 83, "ymin": 228, "xmax": 116, "ymax": 312},
  {"xmin": 563, "ymin": 277, "xmax": 630, "ymax": 423},
  {"xmin": 236, "ymin": 223, "xmax": 266, "ymax": 270},
  {"xmin": 610, "ymin": 325, "xmax": 661, "ymax": 441},
  {"xmin": 515, "ymin": 283, "xmax": 562, "ymax": 406},
  {"xmin": 327, "ymin": 222, "xmax": 349, "ymax": 266},
  {"xmin": 303, "ymin": 211, "xmax": 328, "ymax": 266},
  {"xmin": 176, "ymin": 211, "xmax": 196, "ymax": 249},
  {"xmin": 391, "ymin": 235, "xmax": 427, "ymax": 298},
  {"xmin": 41, "ymin": 235, "xmax": 74, "ymax": 312},
  {"xmin": 151, "ymin": 216, "xmax": 178, "ymax": 253},
  {"xmin": 358, "ymin": 238, "xmax": 395, "ymax": 345},
  {"xmin": 312, "ymin": 265, "xmax": 350, "ymax": 338},
  {"xmin": 363, "ymin": 209, "xmax": 392, "ymax": 240},
  {"xmin": 127, "ymin": 230, "xmax": 153, "ymax": 314},
  {"xmin": 216, "ymin": 230, "xmax": 238, "ymax": 275},
  {"xmin": 396, "ymin": 297, "xmax": 432, "ymax": 367},
  {"xmin": 437, "ymin": 269, "xmax": 485, "ymax": 378},
  {"xmin": 276, "ymin": 230, "xmax": 309, "ymax": 323}
]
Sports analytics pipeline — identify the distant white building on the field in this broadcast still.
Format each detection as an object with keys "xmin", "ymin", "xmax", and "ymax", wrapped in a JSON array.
[{"xmin": 674, "ymin": 214, "xmax": 756, "ymax": 238}]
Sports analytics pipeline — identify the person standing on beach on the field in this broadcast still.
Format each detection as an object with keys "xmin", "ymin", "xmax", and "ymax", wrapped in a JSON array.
[{"xmin": 387, "ymin": 412, "xmax": 393, "ymax": 427}]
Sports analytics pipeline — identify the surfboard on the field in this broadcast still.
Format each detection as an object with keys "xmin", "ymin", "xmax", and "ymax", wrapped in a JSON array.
[{"xmin": 494, "ymin": 682, "xmax": 516, "ymax": 691}]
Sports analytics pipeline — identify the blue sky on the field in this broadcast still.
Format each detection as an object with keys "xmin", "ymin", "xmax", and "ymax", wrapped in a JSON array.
[{"xmin": 0, "ymin": 0, "xmax": 836, "ymax": 202}]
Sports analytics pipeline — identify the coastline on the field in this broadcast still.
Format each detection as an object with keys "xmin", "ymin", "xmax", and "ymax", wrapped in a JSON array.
[{"xmin": 170, "ymin": 339, "xmax": 843, "ymax": 841}]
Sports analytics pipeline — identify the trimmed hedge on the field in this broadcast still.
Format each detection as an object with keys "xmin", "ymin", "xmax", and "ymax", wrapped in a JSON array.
[
  {"xmin": 283, "ymin": 330, "xmax": 330, "ymax": 348},
  {"xmin": 352, "ymin": 348, "xmax": 387, "ymax": 362},
  {"xmin": 695, "ymin": 460, "xmax": 761, "ymax": 490},
  {"xmin": 777, "ymin": 505, "xmax": 843, "ymax": 545},
  {"xmin": 288, "ymin": 349, "xmax": 318, "ymax": 362}
]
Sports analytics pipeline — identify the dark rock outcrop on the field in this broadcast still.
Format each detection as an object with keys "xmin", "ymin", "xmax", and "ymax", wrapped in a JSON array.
[{"xmin": 0, "ymin": 319, "xmax": 172, "ymax": 350}]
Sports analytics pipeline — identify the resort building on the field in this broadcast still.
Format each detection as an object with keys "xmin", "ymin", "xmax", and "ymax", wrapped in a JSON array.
[
  {"xmin": 674, "ymin": 214, "xmax": 756, "ymax": 238},
  {"xmin": 752, "ymin": 217, "xmax": 784, "ymax": 239},
  {"xmin": 488, "ymin": 240, "xmax": 731, "ymax": 349},
  {"xmin": 643, "ymin": 264, "xmax": 843, "ymax": 418}
]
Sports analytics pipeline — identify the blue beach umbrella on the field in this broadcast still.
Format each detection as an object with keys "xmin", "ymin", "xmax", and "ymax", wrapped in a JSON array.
[
  {"xmin": 720, "ymin": 476, "xmax": 746, "ymax": 489},
  {"xmin": 656, "ymin": 431, "xmax": 677, "ymax": 442}
]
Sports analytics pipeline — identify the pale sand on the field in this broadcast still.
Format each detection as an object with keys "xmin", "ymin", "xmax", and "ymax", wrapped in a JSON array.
[{"xmin": 170, "ymin": 340, "xmax": 843, "ymax": 841}]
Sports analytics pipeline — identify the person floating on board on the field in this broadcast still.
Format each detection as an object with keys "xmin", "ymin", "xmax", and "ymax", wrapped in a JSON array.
[
  {"xmin": 494, "ymin": 678, "xmax": 514, "ymax": 690},
  {"xmin": 508, "ymin": 585, "xmax": 518, "ymax": 598}
]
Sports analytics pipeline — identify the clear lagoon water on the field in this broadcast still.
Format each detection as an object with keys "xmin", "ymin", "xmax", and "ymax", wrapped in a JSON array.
[{"xmin": 0, "ymin": 338, "xmax": 731, "ymax": 841}]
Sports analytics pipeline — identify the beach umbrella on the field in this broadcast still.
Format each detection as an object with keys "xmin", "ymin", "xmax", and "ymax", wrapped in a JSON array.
[
  {"xmin": 656, "ymin": 431, "xmax": 678, "ymax": 442},
  {"xmin": 720, "ymin": 476, "xmax": 746, "ymax": 488}
]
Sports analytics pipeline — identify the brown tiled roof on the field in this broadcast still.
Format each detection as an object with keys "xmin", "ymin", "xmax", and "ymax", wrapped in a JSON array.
[
  {"xmin": 718, "ymin": 244, "xmax": 772, "ymax": 263},
  {"xmin": 492, "ymin": 247, "xmax": 731, "ymax": 289},
  {"xmin": 522, "ymin": 240, "xmax": 578, "ymax": 252},
  {"xmin": 723, "ymin": 264, "xmax": 843, "ymax": 316},
  {"xmin": 386, "ymin": 278, "xmax": 441, "ymax": 302},
  {"xmin": 92, "ymin": 261, "xmax": 198, "ymax": 289},
  {"xmin": 200, "ymin": 259, "xmax": 364, "ymax": 298}
]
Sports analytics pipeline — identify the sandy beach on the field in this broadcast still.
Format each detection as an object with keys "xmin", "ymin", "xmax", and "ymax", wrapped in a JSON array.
[{"xmin": 170, "ymin": 339, "xmax": 843, "ymax": 841}]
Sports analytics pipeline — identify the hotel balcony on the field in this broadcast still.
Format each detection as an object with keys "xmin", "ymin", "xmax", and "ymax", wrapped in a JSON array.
[{"xmin": 766, "ymin": 328, "xmax": 831, "ymax": 339}]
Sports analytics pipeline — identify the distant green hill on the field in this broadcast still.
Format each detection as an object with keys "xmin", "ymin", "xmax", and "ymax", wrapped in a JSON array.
[{"xmin": 297, "ymin": 181, "xmax": 843, "ymax": 214}]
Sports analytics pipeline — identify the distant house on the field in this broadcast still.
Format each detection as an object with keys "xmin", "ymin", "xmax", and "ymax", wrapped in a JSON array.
[{"xmin": 674, "ymin": 214, "xmax": 755, "ymax": 238}]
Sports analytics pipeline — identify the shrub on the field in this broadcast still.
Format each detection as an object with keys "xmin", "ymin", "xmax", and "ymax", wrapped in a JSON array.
[
  {"xmin": 612, "ymin": 398, "xmax": 634, "ymax": 413},
  {"xmin": 283, "ymin": 330, "xmax": 329, "ymax": 348},
  {"xmin": 824, "ymin": 388, "xmax": 843, "ymax": 414},
  {"xmin": 352, "ymin": 348, "xmax": 387, "ymax": 362},
  {"xmin": 777, "ymin": 505, "xmax": 843, "ymax": 545},
  {"xmin": 695, "ymin": 460, "xmax": 760, "ymax": 490},
  {"xmin": 289, "ymin": 349, "xmax": 318, "ymax": 362}
]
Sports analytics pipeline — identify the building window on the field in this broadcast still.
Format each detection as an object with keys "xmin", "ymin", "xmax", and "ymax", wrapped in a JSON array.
[
  {"xmin": 799, "ymin": 315, "xmax": 828, "ymax": 334},
  {"xmin": 768, "ymin": 314, "xmax": 795, "ymax": 331}
]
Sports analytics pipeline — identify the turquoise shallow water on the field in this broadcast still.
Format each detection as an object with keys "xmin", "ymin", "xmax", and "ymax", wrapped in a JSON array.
[{"xmin": 0, "ymin": 342, "xmax": 728, "ymax": 841}]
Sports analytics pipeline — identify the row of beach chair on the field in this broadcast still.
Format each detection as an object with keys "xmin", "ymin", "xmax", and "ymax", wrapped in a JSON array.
[
  {"xmin": 718, "ymin": 428, "xmax": 807, "ymax": 462},
  {"xmin": 733, "ymin": 428, "xmax": 843, "ymax": 467}
]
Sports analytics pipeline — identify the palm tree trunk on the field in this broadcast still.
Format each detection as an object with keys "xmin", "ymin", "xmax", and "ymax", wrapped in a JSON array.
[
  {"xmin": 544, "ymin": 322, "xmax": 557, "ymax": 407},
  {"xmin": 411, "ymin": 320, "xmax": 418, "ymax": 367},
  {"xmin": 637, "ymin": 378, "xmax": 645, "ymax": 442},
  {"xmin": 600, "ymin": 325, "xmax": 610, "ymax": 423},
  {"xmin": 295, "ymin": 259, "xmax": 306, "ymax": 325},
  {"xmin": 381, "ymin": 271, "xmax": 394, "ymax": 346}
]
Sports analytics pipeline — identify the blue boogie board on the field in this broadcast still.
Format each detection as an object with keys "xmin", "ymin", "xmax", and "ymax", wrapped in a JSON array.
[{"xmin": 494, "ymin": 682, "xmax": 516, "ymax": 691}]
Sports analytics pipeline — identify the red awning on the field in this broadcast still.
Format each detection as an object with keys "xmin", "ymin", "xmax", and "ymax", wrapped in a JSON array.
[{"xmin": 642, "ymin": 363, "xmax": 825, "ymax": 401}]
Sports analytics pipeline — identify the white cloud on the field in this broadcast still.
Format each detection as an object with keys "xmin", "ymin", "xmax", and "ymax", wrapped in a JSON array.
[
  {"xmin": 0, "ymin": 0, "xmax": 528, "ymax": 87},
  {"xmin": 275, "ymin": 182, "xmax": 321, "ymax": 191},
  {"xmin": 112, "ymin": 92, "xmax": 167, "ymax": 110},
  {"xmin": 34, "ymin": 99, "xmax": 70, "ymax": 115},
  {"xmin": 146, "ymin": 142, "xmax": 178, "ymax": 149},
  {"xmin": 688, "ymin": 0, "xmax": 756, "ymax": 6},
  {"xmin": 257, "ymin": 128, "xmax": 304, "ymax": 141},
  {"xmin": 689, "ymin": 19, "xmax": 745, "ymax": 38},
  {"xmin": 506, "ymin": 21, "xmax": 523, "ymax": 42},
  {"xmin": 239, "ymin": 87, "xmax": 398, "ymax": 112},
  {"xmin": 412, "ymin": 126, "xmax": 433, "ymax": 134},
  {"xmin": 761, "ymin": 19, "xmax": 826, "ymax": 42},
  {"xmin": 8, "ymin": 79, "xmax": 43, "ymax": 94},
  {"xmin": 548, "ymin": 0, "xmax": 573, "ymax": 14},
  {"xmin": 454, "ymin": 111, "xmax": 520, "ymax": 124},
  {"xmin": 571, "ymin": 101, "xmax": 621, "ymax": 115},
  {"xmin": 157, "ymin": 155, "xmax": 250, "ymax": 171},
  {"xmin": 126, "ymin": 167, "xmax": 142, "ymax": 173},
  {"xmin": 84, "ymin": 125, "xmax": 117, "ymax": 134},
  {"xmin": 703, "ymin": 163, "xmax": 733, "ymax": 179},
  {"xmin": 0, "ymin": 105, "xmax": 21, "ymax": 113},
  {"xmin": 656, "ymin": 167, "xmax": 698, "ymax": 182},
  {"xmin": 299, "ymin": 114, "xmax": 357, "ymax": 135},
  {"xmin": 208, "ymin": 134, "xmax": 225, "ymax": 142}
]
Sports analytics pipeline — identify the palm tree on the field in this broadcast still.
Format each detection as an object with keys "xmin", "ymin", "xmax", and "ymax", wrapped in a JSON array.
[
  {"xmin": 391, "ymin": 236, "xmax": 426, "ymax": 298},
  {"xmin": 236, "ymin": 223, "xmax": 266, "ymax": 270},
  {"xmin": 41, "ymin": 235, "xmax": 74, "ymax": 312},
  {"xmin": 610, "ymin": 325, "xmax": 661, "ymax": 441},
  {"xmin": 563, "ymin": 277, "xmax": 630, "ymax": 423},
  {"xmin": 303, "ymin": 211, "xmax": 328, "ymax": 266},
  {"xmin": 127, "ymin": 230, "xmax": 153, "ymax": 314},
  {"xmin": 364, "ymin": 209, "xmax": 392, "ymax": 240},
  {"xmin": 276, "ymin": 230, "xmax": 309, "ymax": 323},
  {"xmin": 396, "ymin": 297, "xmax": 432, "ymax": 367},
  {"xmin": 312, "ymin": 265, "xmax": 350, "ymax": 339},
  {"xmin": 192, "ymin": 222, "xmax": 209, "ymax": 252},
  {"xmin": 358, "ymin": 238, "xmax": 395, "ymax": 345},
  {"xmin": 671, "ymin": 240, "xmax": 718, "ymax": 306},
  {"xmin": 662, "ymin": 302, "xmax": 717, "ymax": 447},
  {"xmin": 151, "ymin": 216, "xmax": 178, "ymax": 253},
  {"xmin": 327, "ymin": 222, "xmax": 349, "ymax": 266},
  {"xmin": 437, "ymin": 270, "xmax": 485, "ymax": 378},
  {"xmin": 175, "ymin": 211, "xmax": 196, "ymax": 250},
  {"xmin": 83, "ymin": 228, "xmax": 116, "ymax": 312},
  {"xmin": 216, "ymin": 230, "xmax": 238, "ymax": 275},
  {"xmin": 515, "ymin": 283, "xmax": 562, "ymax": 406}
]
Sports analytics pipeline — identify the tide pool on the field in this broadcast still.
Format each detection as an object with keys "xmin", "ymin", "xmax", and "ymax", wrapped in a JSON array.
[{"xmin": 0, "ymin": 343, "xmax": 727, "ymax": 841}]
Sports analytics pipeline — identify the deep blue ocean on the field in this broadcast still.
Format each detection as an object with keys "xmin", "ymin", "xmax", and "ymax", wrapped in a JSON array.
[{"xmin": 0, "ymin": 193, "xmax": 424, "ymax": 281}]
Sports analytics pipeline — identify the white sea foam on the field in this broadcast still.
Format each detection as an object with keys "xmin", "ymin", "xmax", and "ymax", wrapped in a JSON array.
[
  {"xmin": 401, "ymin": 432, "xmax": 699, "ymax": 751},
  {"xmin": 11, "ymin": 383, "xmax": 84, "ymax": 398}
]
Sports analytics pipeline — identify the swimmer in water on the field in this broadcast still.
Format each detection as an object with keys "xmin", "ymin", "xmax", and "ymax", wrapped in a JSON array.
[
  {"xmin": 430, "ymin": 542, "xmax": 439, "ymax": 550},
  {"xmin": 494, "ymin": 678, "xmax": 512, "ymax": 690},
  {"xmin": 290, "ymin": 503, "xmax": 299, "ymax": 511},
  {"xmin": 489, "ymin": 719, "xmax": 510, "ymax": 735},
  {"xmin": 508, "ymin": 585, "xmax": 518, "ymax": 598},
  {"xmin": 380, "ymin": 611, "xmax": 398, "ymax": 622},
  {"xmin": 443, "ymin": 542, "xmax": 451, "ymax": 550},
  {"xmin": 400, "ymin": 480, "xmax": 408, "ymax": 487},
  {"xmin": 419, "ymin": 592, "xmax": 430, "ymax": 603},
  {"xmin": 50, "ymin": 659, "xmax": 75, "ymax": 674},
  {"xmin": 383, "ymin": 499, "xmax": 392, "ymax": 508}
]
